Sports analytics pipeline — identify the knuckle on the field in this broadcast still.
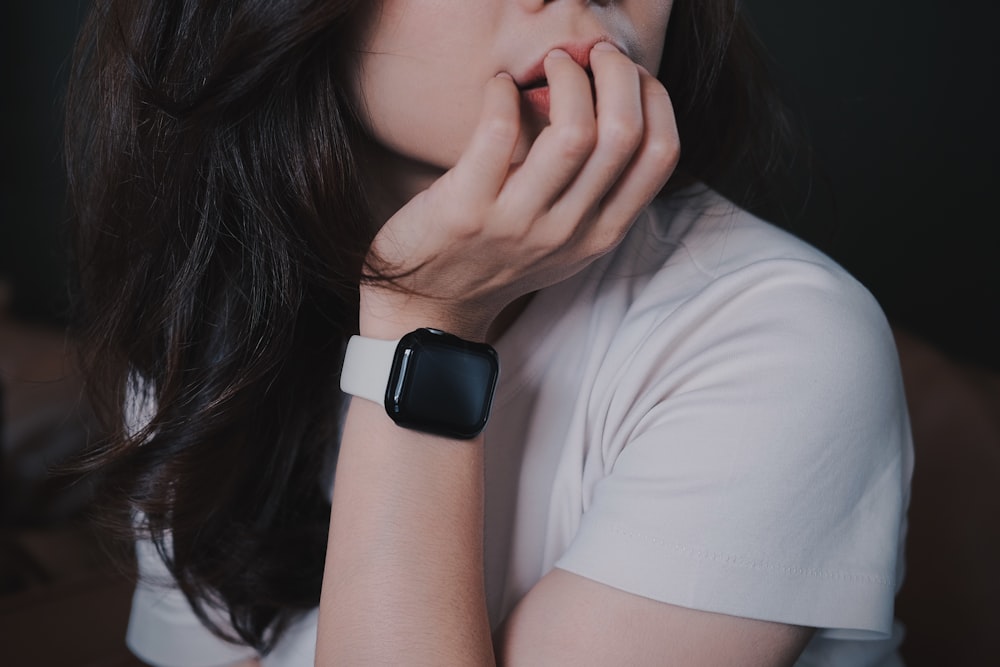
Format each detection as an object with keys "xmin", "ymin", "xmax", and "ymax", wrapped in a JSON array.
[
  {"xmin": 502, "ymin": 220, "xmax": 532, "ymax": 244},
  {"xmin": 434, "ymin": 198, "xmax": 485, "ymax": 238},
  {"xmin": 645, "ymin": 135, "xmax": 681, "ymax": 170},
  {"xmin": 521, "ymin": 212, "xmax": 573, "ymax": 252},
  {"xmin": 529, "ymin": 230, "xmax": 572, "ymax": 258},
  {"xmin": 546, "ymin": 219, "xmax": 579, "ymax": 248},
  {"xmin": 452, "ymin": 217, "xmax": 485, "ymax": 238},
  {"xmin": 555, "ymin": 121, "xmax": 597, "ymax": 159},
  {"xmin": 600, "ymin": 117, "xmax": 643, "ymax": 157},
  {"xmin": 585, "ymin": 226, "xmax": 627, "ymax": 259}
]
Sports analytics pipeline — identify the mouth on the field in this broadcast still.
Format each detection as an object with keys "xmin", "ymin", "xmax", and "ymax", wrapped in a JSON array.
[
  {"xmin": 514, "ymin": 38, "xmax": 616, "ymax": 93},
  {"xmin": 517, "ymin": 67, "xmax": 595, "ymax": 93},
  {"xmin": 519, "ymin": 78, "xmax": 549, "ymax": 92}
]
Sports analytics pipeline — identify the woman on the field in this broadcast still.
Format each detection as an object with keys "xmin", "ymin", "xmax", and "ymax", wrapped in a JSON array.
[{"xmin": 66, "ymin": 0, "xmax": 912, "ymax": 665}]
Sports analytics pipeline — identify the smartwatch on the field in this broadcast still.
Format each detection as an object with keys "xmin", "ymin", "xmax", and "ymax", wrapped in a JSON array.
[{"xmin": 340, "ymin": 328, "xmax": 499, "ymax": 439}]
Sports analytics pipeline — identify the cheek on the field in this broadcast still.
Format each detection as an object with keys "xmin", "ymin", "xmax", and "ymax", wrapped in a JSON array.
[
  {"xmin": 634, "ymin": 2, "xmax": 673, "ymax": 72},
  {"xmin": 356, "ymin": 59, "xmax": 487, "ymax": 170}
]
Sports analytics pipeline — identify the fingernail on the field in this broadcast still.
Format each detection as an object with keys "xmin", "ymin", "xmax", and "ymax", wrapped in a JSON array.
[
  {"xmin": 593, "ymin": 41, "xmax": 618, "ymax": 53},
  {"xmin": 495, "ymin": 72, "xmax": 513, "ymax": 80},
  {"xmin": 547, "ymin": 49, "xmax": 571, "ymax": 60}
]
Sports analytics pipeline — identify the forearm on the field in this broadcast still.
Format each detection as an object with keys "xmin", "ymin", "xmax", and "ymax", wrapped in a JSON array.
[
  {"xmin": 314, "ymin": 41, "xmax": 675, "ymax": 664},
  {"xmin": 315, "ymin": 396, "xmax": 494, "ymax": 665}
]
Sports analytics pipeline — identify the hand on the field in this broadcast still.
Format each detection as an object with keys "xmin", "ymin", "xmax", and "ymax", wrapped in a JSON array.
[{"xmin": 361, "ymin": 42, "xmax": 679, "ymax": 341}]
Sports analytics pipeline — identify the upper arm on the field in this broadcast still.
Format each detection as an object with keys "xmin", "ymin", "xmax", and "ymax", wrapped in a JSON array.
[
  {"xmin": 554, "ymin": 258, "xmax": 910, "ymax": 634},
  {"xmin": 495, "ymin": 568, "xmax": 814, "ymax": 666},
  {"xmin": 502, "ymin": 258, "xmax": 911, "ymax": 661}
]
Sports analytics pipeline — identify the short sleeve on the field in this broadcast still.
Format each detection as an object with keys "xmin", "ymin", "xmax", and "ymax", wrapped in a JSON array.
[
  {"xmin": 122, "ymin": 383, "xmax": 319, "ymax": 666},
  {"xmin": 554, "ymin": 257, "xmax": 913, "ymax": 639},
  {"xmin": 124, "ymin": 382, "xmax": 257, "ymax": 666},
  {"xmin": 127, "ymin": 535, "xmax": 259, "ymax": 667}
]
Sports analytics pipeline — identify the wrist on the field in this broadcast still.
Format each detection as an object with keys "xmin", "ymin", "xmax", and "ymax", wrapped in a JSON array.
[{"xmin": 359, "ymin": 290, "xmax": 495, "ymax": 342}]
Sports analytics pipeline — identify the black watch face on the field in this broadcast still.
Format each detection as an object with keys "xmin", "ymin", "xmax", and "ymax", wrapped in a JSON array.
[{"xmin": 386, "ymin": 329, "xmax": 499, "ymax": 439}]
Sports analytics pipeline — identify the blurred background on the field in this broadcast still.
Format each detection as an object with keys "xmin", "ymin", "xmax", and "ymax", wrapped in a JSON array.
[{"xmin": 1, "ymin": 1, "xmax": 997, "ymax": 665}]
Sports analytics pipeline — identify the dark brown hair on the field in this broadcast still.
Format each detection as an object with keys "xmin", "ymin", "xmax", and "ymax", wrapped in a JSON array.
[{"xmin": 66, "ymin": 0, "xmax": 788, "ymax": 654}]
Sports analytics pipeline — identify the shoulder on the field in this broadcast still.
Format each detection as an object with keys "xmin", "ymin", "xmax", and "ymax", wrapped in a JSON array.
[
  {"xmin": 611, "ymin": 187, "xmax": 882, "ymax": 323},
  {"xmin": 534, "ymin": 187, "xmax": 908, "ymax": 450},
  {"xmin": 591, "ymin": 188, "xmax": 901, "ymax": 411},
  {"xmin": 553, "ymin": 190, "xmax": 913, "ymax": 639}
]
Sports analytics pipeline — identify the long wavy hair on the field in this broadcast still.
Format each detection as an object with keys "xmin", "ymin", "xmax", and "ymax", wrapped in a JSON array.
[{"xmin": 65, "ymin": 0, "xmax": 788, "ymax": 654}]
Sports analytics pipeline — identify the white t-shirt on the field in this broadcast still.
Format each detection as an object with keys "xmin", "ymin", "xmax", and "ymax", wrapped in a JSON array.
[{"xmin": 127, "ymin": 189, "xmax": 913, "ymax": 667}]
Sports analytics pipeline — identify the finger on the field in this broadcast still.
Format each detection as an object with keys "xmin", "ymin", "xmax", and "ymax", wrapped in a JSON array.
[
  {"xmin": 587, "ymin": 68, "xmax": 680, "ymax": 255},
  {"xmin": 446, "ymin": 72, "xmax": 523, "ymax": 204},
  {"xmin": 498, "ymin": 49, "xmax": 596, "ymax": 219},
  {"xmin": 545, "ymin": 41, "xmax": 644, "ymax": 226},
  {"xmin": 374, "ymin": 75, "xmax": 520, "ymax": 262}
]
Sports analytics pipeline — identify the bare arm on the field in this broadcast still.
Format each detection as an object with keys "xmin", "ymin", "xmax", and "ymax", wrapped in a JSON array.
[
  {"xmin": 316, "ymin": 397, "xmax": 493, "ymax": 664},
  {"xmin": 496, "ymin": 569, "xmax": 814, "ymax": 667},
  {"xmin": 316, "ymin": 42, "xmax": 669, "ymax": 667},
  {"xmin": 314, "ymin": 43, "xmax": 812, "ymax": 666}
]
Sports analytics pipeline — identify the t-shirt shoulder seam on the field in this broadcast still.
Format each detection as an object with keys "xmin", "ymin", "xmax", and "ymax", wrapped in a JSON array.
[{"xmin": 675, "ymin": 237, "xmax": 850, "ymax": 286}]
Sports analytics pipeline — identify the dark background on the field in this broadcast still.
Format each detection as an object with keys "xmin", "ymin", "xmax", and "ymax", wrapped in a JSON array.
[
  {"xmin": 2, "ymin": 1, "xmax": 999, "ymax": 370},
  {"xmin": 1, "ymin": 2, "xmax": 998, "ymax": 666},
  {"xmin": 1, "ymin": 2, "xmax": 85, "ymax": 324},
  {"xmin": 743, "ymin": 0, "xmax": 1000, "ymax": 371}
]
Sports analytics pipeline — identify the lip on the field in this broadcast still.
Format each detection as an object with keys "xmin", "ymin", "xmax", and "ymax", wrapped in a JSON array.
[
  {"xmin": 514, "ymin": 37, "xmax": 622, "ymax": 92},
  {"xmin": 520, "ymin": 86, "xmax": 552, "ymax": 117}
]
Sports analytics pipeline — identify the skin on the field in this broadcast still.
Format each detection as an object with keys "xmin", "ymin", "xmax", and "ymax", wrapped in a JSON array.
[
  {"xmin": 353, "ymin": 0, "xmax": 673, "ymax": 340},
  {"xmin": 314, "ymin": 1, "xmax": 815, "ymax": 664},
  {"xmin": 351, "ymin": 0, "xmax": 672, "ymax": 219}
]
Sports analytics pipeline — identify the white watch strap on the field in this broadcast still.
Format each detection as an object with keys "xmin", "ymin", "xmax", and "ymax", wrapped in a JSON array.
[{"xmin": 340, "ymin": 335, "xmax": 400, "ymax": 404}]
